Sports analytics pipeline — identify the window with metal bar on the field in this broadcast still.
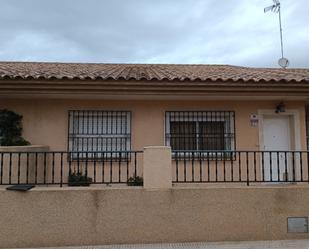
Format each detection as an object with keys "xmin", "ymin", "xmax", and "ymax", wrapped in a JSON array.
[
  {"xmin": 68, "ymin": 111, "xmax": 131, "ymax": 159},
  {"xmin": 165, "ymin": 111, "xmax": 235, "ymax": 153}
]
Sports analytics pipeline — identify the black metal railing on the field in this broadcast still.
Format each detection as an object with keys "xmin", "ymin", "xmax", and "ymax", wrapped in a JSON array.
[
  {"xmin": 173, "ymin": 150, "xmax": 309, "ymax": 185},
  {"xmin": 0, "ymin": 151, "xmax": 143, "ymax": 187}
]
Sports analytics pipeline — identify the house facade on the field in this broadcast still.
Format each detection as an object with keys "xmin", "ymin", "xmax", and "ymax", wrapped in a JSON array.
[
  {"xmin": 1, "ymin": 62, "xmax": 309, "ymax": 185},
  {"xmin": 2, "ymin": 62, "xmax": 309, "ymax": 248}
]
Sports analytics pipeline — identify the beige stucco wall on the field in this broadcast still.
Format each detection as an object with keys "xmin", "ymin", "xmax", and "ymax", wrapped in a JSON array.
[
  {"xmin": 0, "ymin": 185, "xmax": 309, "ymax": 248},
  {"xmin": 0, "ymin": 99, "xmax": 307, "ymax": 151},
  {"xmin": 0, "ymin": 99, "xmax": 306, "ymax": 184}
]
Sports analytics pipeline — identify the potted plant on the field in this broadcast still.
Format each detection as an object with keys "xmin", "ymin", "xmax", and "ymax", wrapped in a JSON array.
[
  {"xmin": 127, "ymin": 175, "xmax": 143, "ymax": 186},
  {"xmin": 68, "ymin": 170, "xmax": 92, "ymax": 186}
]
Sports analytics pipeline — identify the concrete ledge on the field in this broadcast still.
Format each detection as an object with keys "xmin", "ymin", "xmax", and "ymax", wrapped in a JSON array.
[
  {"xmin": 1, "ymin": 183, "xmax": 309, "ymax": 192},
  {"xmin": 9, "ymin": 240, "xmax": 309, "ymax": 249},
  {"xmin": 0, "ymin": 145, "xmax": 49, "ymax": 152},
  {"xmin": 1, "ymin": 186, "xmax": 309, "ymax": 248}
]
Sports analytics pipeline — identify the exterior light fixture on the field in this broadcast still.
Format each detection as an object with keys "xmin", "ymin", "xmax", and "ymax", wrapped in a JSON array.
[{"xmin": 275, "ymin": 102, "xmax": 285, "ymax": 113}]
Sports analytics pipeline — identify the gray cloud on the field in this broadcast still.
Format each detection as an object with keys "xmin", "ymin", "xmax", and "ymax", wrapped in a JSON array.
[{"xmin": 0, "ymin": 0, "xmax": 308, "ymax": 67}]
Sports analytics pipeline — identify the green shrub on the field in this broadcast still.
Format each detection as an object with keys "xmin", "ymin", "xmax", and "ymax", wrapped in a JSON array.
[
  {"xmin": 127, "ymin": 176, "xmax": 143, "ymax": 186},
  {"xmin": 68, "ymin": 171, "xmax": 92, "ymax": 186},
  {"xmin": 0, "ymin": 109, "xmax": 30, "ymax": 146}
]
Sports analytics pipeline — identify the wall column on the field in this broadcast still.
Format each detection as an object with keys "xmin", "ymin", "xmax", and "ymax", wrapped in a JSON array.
[{"xmin": 143, "ymin": 146, "xmax": 172, "ymax": 189}]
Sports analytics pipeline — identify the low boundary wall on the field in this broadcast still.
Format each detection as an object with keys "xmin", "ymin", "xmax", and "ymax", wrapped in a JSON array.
[{"xmin": 1, "ymin": 185, "xmax": 309, "ymax": 248}]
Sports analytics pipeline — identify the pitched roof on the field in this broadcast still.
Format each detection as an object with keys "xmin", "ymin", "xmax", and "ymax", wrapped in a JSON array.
[{"xmin": 0, "ymin": 61, "xmax": 309, "ymax": 83}]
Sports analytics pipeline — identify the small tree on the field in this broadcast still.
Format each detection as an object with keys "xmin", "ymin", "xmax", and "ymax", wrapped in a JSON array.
[{"xmin": 0, "ymin": 109, "xmax": 30, "ymax": 146}]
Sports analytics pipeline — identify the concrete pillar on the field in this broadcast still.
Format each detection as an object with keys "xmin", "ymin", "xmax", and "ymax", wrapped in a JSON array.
[{"xmin": 143, "ymin": 146, "xmax": 172, "ymax": 189}]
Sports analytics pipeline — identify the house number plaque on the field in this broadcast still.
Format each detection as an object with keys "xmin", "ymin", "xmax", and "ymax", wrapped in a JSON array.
[{"xmin": 250, "ymin": 114, "xmax": 259, "ymax": 127}]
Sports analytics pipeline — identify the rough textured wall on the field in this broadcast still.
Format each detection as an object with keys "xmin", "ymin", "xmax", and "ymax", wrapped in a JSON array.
[{"xmin": 0, "ymin": 185, "xmax": 309, "ymax": 248}]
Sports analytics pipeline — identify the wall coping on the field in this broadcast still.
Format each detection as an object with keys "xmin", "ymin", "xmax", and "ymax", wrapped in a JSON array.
[
  {"xmin": 1, "ymin": 184, "xmax": 309, "ymax": 192},
  {"xmin": 0, "ymin": 145, "xmax": 49, "ymax": 152},
  {"xmin": 144, "ymin": 146, "xmax": 171, "ymax": 149}
]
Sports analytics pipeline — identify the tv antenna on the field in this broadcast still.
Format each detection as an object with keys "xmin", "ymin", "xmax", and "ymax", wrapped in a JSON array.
[{"xmin": 264, "ymin": 0, "xmax": 289, "ymax": 69}]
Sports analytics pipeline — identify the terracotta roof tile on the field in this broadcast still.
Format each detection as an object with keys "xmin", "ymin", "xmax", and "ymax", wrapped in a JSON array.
[{"xmin": 0, "ymin": 62, "xmax": 308, "ymax": 83}]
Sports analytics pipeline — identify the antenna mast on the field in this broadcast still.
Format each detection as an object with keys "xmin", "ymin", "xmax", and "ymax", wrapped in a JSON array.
[
  {"xmin": 264, "ymin": 0, "xmax": 289, "ymax": 68},
  {"xmin": 278, "ymin": 3, "xmax": 284, "ymax": 59}
]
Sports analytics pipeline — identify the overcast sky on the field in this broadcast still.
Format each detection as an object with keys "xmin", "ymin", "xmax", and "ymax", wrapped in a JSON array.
[{"xmin": 0, "ymin": 0, "xmax": 308, "ymax": 68}]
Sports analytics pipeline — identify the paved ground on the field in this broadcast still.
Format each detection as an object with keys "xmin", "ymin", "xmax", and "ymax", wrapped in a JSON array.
[{"xmin": 13, "ymin": 240, "xmax": 309, "ymax": 249}]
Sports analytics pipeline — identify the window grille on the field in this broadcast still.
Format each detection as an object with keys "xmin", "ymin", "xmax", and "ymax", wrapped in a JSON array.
[
  {"xmin": 68, "ymin": 111, "xmax": 131, "ymax": 159},
  {"xmin": 165, "ymin": 111, "xmax": 235, "ymax": 152}
]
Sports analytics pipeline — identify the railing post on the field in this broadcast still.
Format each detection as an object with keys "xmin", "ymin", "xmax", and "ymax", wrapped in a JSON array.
[
  {"xmin": 143, "ymin": 146, "xmax": 172, "ymax": 189},
  {"xmin": 246, "ymin": 152, "xmax": 250, "ymax": 186}
]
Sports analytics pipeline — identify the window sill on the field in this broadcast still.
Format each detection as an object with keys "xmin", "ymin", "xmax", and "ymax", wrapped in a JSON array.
[{"xmin": 172, "ymin": 152, "xmax": 236, "ymax": 161}]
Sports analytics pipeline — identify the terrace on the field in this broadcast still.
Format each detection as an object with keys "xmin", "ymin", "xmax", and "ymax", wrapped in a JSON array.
[{"xmin": 0, "ymin": 149, "xmax": 308, "ymax": 187}]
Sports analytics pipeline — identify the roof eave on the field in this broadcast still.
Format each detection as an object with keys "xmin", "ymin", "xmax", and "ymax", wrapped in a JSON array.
[{"xmin": 0, "ymin": 79, "xmax": 309, "ymax": 98}]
